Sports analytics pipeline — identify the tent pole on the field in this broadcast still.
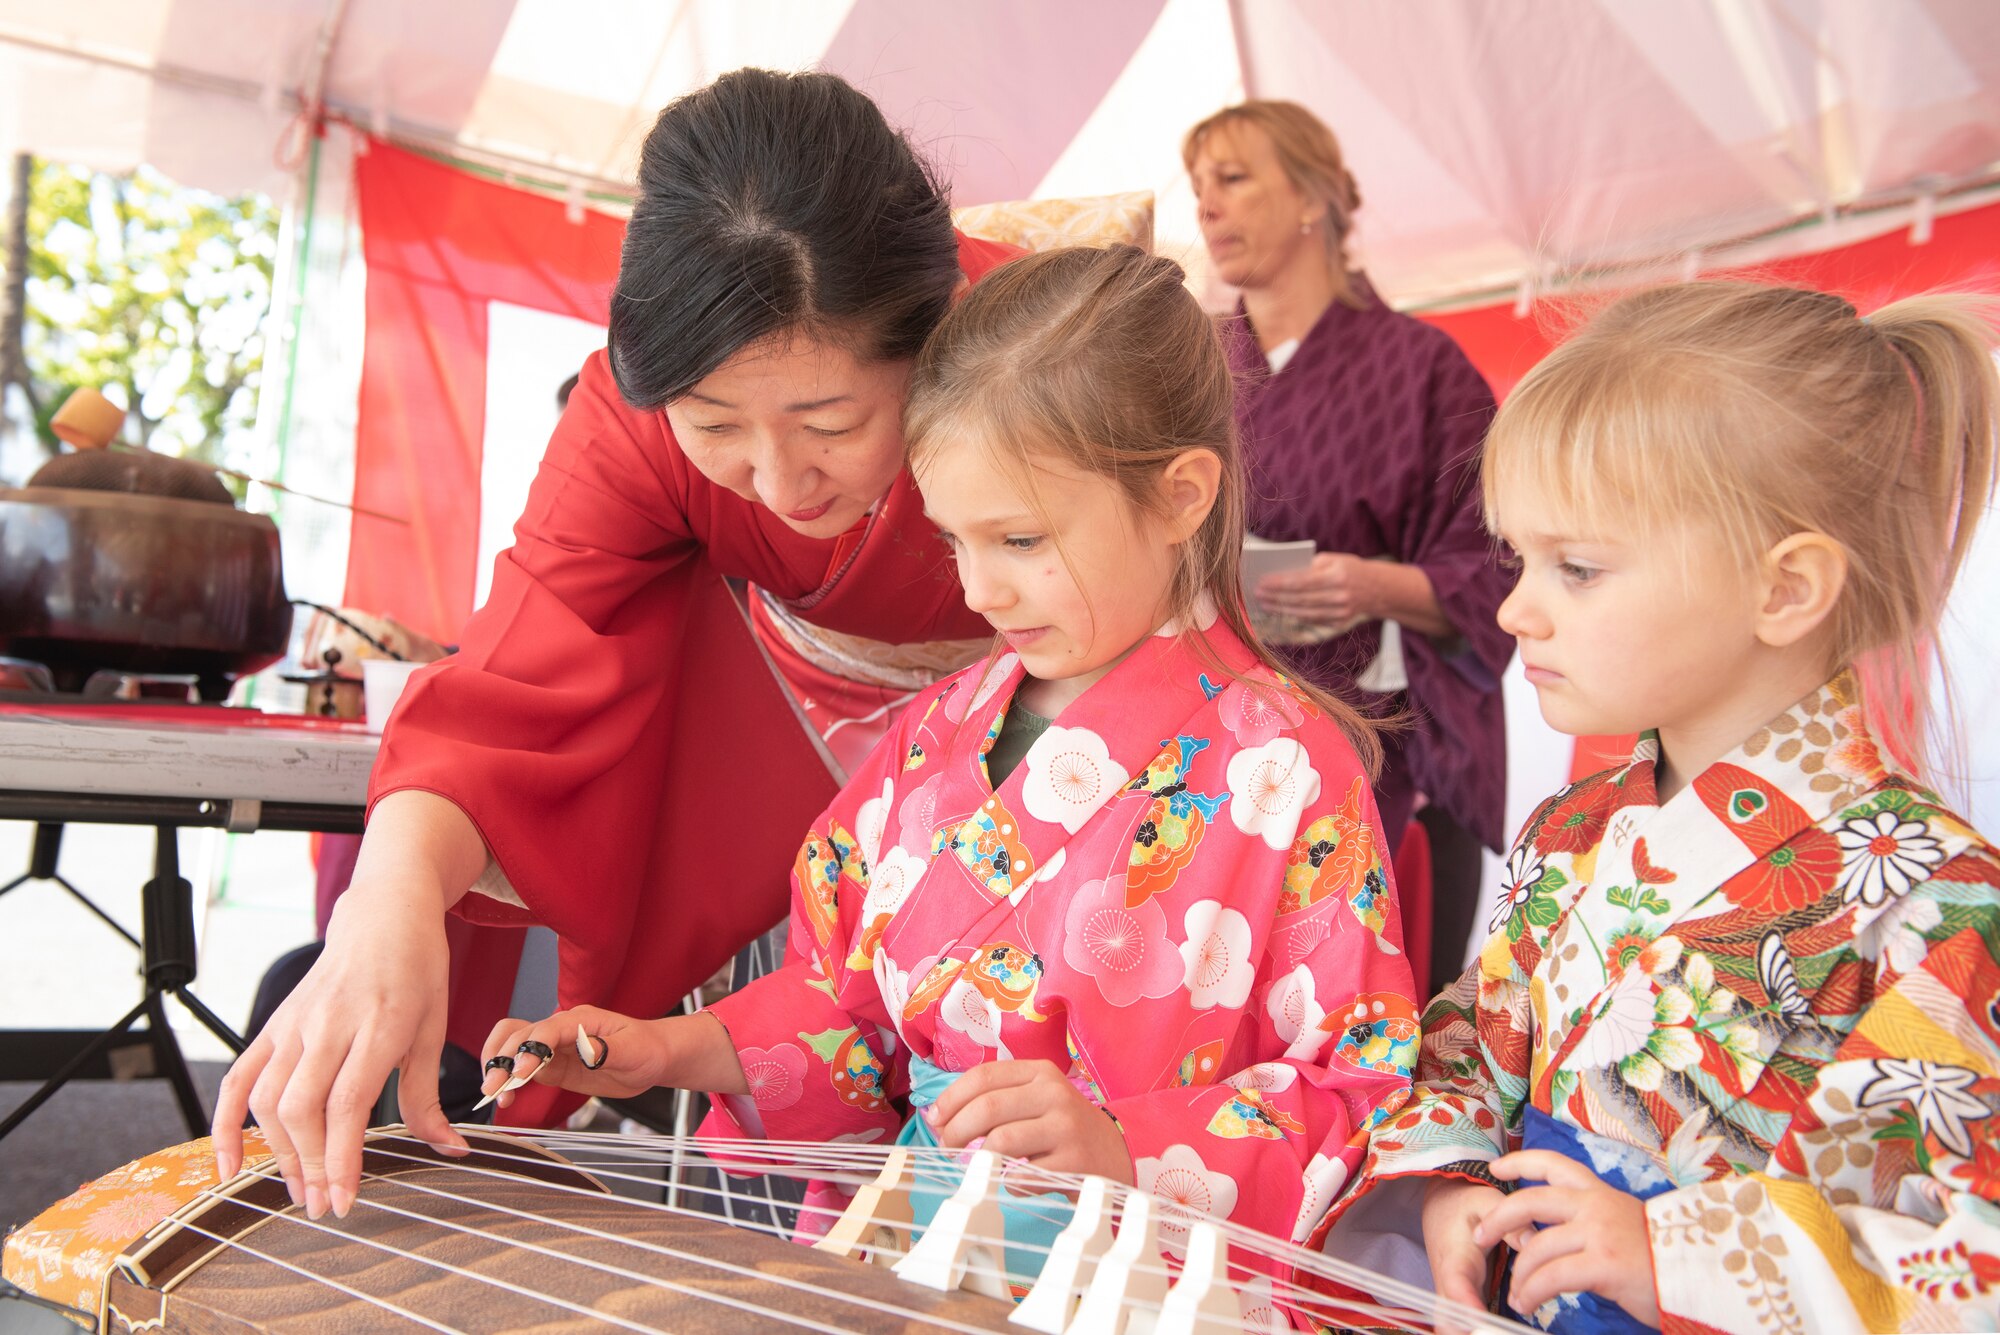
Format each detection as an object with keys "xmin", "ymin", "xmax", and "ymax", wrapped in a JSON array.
[{"xmin": 1226, "ymin": 0, "xmax": 1259, "ymax": 100}]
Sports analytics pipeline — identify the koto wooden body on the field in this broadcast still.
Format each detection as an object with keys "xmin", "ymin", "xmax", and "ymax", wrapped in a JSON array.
[{"xmin": 103, "ymin": 1135, "xmax": 1016, "ymax": 1334}]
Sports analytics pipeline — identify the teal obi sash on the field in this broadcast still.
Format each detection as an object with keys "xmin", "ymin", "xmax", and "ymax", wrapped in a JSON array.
[{"xmin": 897, "ymin": 1054, "xmax": 1075, "ymax": 1292}]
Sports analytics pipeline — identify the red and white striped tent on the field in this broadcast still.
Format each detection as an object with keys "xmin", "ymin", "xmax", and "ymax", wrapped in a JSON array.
[{"xmin": 5, "ymin": 1, "xmax": 2000, "ymax": 952}]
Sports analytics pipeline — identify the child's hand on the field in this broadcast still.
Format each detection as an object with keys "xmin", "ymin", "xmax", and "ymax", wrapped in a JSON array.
[
  {"xmin": 927, "ymin": 1059, "xmax": 1135, "ymax": 1184},
  {"xmin": 477, "ymin": 1006, "xmax": 668, "ymax": 1109},
  {"xmin": 1480, "ymin": 1150, "xmax": 1660, "ymax": 1324},
  {"xmin": 1421, "ymin": 1176, "xmax": 1507, "ymax": 1319},
  {"xmin": 1416, "ymin": 1175, "xmax": 1504, "ymax": 1327}
]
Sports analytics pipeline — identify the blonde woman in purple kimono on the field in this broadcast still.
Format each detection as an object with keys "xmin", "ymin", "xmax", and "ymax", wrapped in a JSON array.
[
  {"xmin": 1315, "ymin": 284, "xmax": 2000, "ymax": 1334},
  {"xmin": 475, "ymin": 247, "xmax": 1420, "ymax": 1295},
  {"xmin": 1185, "ymin": 101, "xmax": 1515, "ymax": 993}
]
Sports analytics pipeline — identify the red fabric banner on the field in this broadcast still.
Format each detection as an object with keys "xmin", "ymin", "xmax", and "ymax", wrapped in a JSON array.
[
  {"xmin": 1429, "ymin": 199, "xmax": 2000, "ymax": 400},
  {"xmin": 346, "ymin": 140, "xmax": 625, "ymax": 1069},
  {"xmin": 349, "ymin": 140, "xmax": 626, "ymax": 643}
]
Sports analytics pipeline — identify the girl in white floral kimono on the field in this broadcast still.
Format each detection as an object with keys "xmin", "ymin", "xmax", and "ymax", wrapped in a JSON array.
[
  {"xmin": 476, "ymin": 246, "xmax": 1419, "ymax": 1296},
  {"xmin": 1316, "ymin": 284, "xmax": 2000, "ymax": 1335}
]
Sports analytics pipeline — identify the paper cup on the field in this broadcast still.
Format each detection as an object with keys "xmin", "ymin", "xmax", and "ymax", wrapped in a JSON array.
[{"xmin": 362, "ymin": 658, "xmax": 425, "ymax": 734}]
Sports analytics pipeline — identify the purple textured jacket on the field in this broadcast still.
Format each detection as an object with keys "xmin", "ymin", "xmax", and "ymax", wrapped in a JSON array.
[{"xmin": 1223, "ymin": 277, "xmax": 1513, "ymax": 851}]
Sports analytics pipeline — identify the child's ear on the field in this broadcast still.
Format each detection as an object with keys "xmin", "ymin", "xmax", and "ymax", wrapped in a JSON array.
[
  {"xmin": 1756, "ymin": 532, "xmax": 1847, "ymax": 648},
  {"xmin": 1158, "ymin": 449, "xmax": 1223, "ymax": 544}
]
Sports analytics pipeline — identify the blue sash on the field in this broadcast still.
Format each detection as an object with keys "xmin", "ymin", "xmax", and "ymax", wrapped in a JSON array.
[
  {"xmin": 896, "ymin": 1054, "xmax": 1075, "ymax": 1292},
  {"xmin": 1508, "ymin": 1107, "xmax": 1665, "ymax": 1335}
]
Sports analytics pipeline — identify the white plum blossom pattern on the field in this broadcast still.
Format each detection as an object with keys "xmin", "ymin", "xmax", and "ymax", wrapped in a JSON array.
[
  {"xmin": 863, "ymin": 846, "xmax": 926, "ymax": 926},
  {"xmin": 939, "ymin": 978, "xmax": 1005, "ymax": 1051},
  {"xmin": 1227, "ymin": 738, "xmax": 1323, "ymax": 850},
  {"xmin": 1133, "ymin": 1142, "xmax": 1240, "ymax": 1258},
  {"xmin": 853, "ymin": 778, "xmax": 894, "ymax": 869},
  {"xmin": 874, "ymin": 955, "xmax": 923, "ymax": 1041},
  {"xmin": 1180, "ymin": 902, "xmax": 1256, "ymax": 1009},
  {"xmin": 893, "ymin": 774, "xmax": 945, "ymax": 854},
  {"xmin": 1227, "ymin": 1062, "xmax": 1300, "ymax": 1095},
  {"xmin": 1290, "ymin": 1150, "xmax": 1352, "ymax": 1241},
  {"xmin": 1055, "ymin": 877, "xmax": 1183, "ymax": 1006},
  {"xmin": 1217, "ymin": 678, "xmax": 1306, "ymax": 748},
  {"xmin": 737, "ymin": 1044, "xmax": 808, "ymax": 1111},
  {"xmin": 1836, "ymin": 810, "xmax": 1946, "ymax": 907},
  {"xmin": 1239, "ymin": 1276, "xmax": 1289, "ymax": 1333},
  {"xmin": 1858, "ymin": 1058, "xmax": 1988, "ymax": 1157},
  {"xmin": 1266, "ymin": 964, "xmax": 1331, "ymax": 1059},
  {"xmin": 1022, "ymin": 725, "xmax": 1131, "ymax": 834}
]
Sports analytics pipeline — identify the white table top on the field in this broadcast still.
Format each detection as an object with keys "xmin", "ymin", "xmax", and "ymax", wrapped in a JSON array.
[{"xmin": 0, "ymin": 709, "xmax": 379, "ymax": 806}]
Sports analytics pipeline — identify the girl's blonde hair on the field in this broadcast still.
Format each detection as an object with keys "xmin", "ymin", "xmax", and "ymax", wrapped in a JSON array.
[
  {"xmin": 906, "ymin": 244, "xmax": 1381, "ymax": 775},
  {"xmin": 1182, "ymin": 100, "xmax": 1367, "ymax": 310},
  {"xmin": 1484, "ymin": 280, "xmax": 2000, "ymax": 777}
]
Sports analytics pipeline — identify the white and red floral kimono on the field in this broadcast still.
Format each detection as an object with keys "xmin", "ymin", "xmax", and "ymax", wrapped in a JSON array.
[
  {"xmin": 701, "ymin": 621, "xmax": 1418, "ymax": 1271},
  {"xmin": 1320, "ymin": 672, "xmax": 2000, "ymax": 1334}
]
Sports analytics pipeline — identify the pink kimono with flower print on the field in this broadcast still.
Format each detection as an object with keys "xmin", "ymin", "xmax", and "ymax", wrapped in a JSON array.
[{"xmin": 701, "ymin": 624, "xmax": 1418, "ymax": 1266}]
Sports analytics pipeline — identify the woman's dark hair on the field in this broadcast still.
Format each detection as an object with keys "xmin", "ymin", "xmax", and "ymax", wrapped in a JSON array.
[{"xmin": 607, "ymin": 68, "xmax": 960, "ymax": 410}]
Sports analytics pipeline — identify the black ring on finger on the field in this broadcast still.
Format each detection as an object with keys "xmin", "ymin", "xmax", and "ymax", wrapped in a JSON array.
[
  {"xmin": 515, "ymin": 1040, "xmax": 555, "ymax": 1062},
  {"xmin": 580, "ymin": 1036, "xmax": 609, "ymax": 1071},
  {"xmin": 483, "ymin": 1055, "xmax": 515, "ymax": 1076}
]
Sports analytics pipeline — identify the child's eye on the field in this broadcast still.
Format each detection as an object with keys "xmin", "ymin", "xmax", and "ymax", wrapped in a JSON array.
[
  {"xmin": 934, "ymin": 528, "xmax": 961, "ymax": 550},
  {"xmin": 1496, "ymin": 550, "xmax": 1522, "ymax": 572},
  {"xmin": 1559, "ymin": 561, "xmax": 1601, "ymax": 585},
  {"xmin": 1004, "ymin": 536, "xmax": 1043, "ymax": 552}
]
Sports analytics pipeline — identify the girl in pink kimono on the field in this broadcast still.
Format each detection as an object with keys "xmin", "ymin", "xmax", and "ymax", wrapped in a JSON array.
[
  {"xmin": 477, "ymin": 246, "xmax": 1419, "ymax": 1289},
  {"xmin": 1319, "ymin": 283, "xmax": 2000, "ymax": 1335}
]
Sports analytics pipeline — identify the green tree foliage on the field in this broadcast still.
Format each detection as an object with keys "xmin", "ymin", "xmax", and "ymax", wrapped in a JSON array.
[{"xmin": 22, "ymin": 160, "xmax": 279, "ymax": 470}]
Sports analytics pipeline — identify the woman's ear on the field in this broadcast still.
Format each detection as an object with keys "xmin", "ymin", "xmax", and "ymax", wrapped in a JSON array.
[
  {"xmin": 1756, "ymin": 532, "xmax": 1847, "ymax": 648},
  {"xmin": 1158, "ymin": 449, "xmax": 1223, "ymax": 544}
]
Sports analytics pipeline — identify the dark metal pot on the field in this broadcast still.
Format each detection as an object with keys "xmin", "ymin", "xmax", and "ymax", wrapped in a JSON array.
[{"xmin": 0, "ymin": 485, "xmax": 293, "ymax": 698}]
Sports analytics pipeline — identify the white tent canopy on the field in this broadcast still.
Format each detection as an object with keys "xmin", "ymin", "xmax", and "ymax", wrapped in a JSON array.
[{"xmin": 3, "ymin": 0, "xmax": 1997, "ymax": 306}]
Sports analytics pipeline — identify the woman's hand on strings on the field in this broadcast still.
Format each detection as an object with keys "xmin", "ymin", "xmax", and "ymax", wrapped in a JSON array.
[
  {"xmin": 477, "ymin": 1007, "xmax": 670, "ymax": 1108},
  {"xmin": 1419, "ymin": 1175, "xmax": 1505, "ymax": 1328},
  {"xmin": 1479, "ymin": 1150, "xmax": 1660, "ymax": 1324},
  {"xmin": 925, "ymin": 1059, "xmax": 1134, "ymax": 1184},
  {"xmin": 211, "ymin": 882, "xmax": 465, "ymax": 1222}
]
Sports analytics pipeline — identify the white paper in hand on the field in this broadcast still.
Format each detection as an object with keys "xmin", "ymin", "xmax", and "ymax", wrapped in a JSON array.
[{"xmin": 1241, "ymin": 535, "xmax": 1332, "ymax": 645}]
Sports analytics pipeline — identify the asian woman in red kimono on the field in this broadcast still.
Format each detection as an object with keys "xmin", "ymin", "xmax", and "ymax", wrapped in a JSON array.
[
  {"xmin": 211, "ymin": 69, "xmax": 1019, "ymax": 1218},
  {"xmin": 476, "ymin": 245, "xmax": 1419, "ymax": 1291},
  {"xmin": 1185, "ymin": 102, "xmax": 1515, "ymax": 995}
]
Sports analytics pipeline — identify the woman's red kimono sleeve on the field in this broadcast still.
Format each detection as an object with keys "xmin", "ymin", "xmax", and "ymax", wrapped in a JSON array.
[{"xmin": 369, "ymin": 349, "xmax": 856, "ymax": 1124}]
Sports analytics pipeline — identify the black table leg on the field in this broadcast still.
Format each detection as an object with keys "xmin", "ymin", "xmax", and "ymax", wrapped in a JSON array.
[{"xmin": 0, "ymin": 825, "xmax": 246, "ymax": 1143}]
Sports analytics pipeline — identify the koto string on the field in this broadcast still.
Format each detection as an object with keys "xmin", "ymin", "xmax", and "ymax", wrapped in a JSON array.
[
  {"xmin": 218, "ymin": 1160, "xmax": 1009, "ymax": 1335},
  {"xmin": 412, "ymin": 1131, "xmax": 1523, "ymax": 1331},
  {"xmin": 353, "ymin": 1139, "xmax": 1062, "ymax": 1284},
  {"xmin": 266, "ymin": 1168, "xmax": 889, "ymax": 1335},
  {"xmin": 332, "ymin": 1148, "xmax": 1028, "ymax": 1330},
  {"xmin": 486, "ymin": 1128, "xmax": 1528, "ymax": 1331},
  {"xmin": 162, "ymin": 1215, "xmax": 466, "ymax": 1334},
  {"xmin": 359, "ymin": 1130, "xmax": 1529, "ymax": 1332},
  {"xmin": 204, "ymin": 1130, "xmax": 1533, "ymax": 1333}
]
